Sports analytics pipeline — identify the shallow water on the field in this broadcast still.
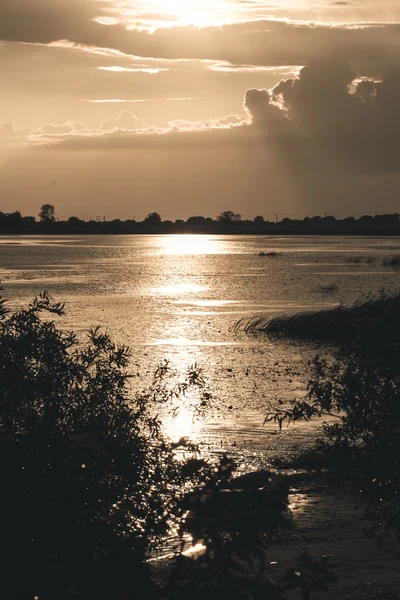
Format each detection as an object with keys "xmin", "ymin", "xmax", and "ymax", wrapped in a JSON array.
[{"xmin": 1, "ymin": 234, "xmax": 400, "ymax": 467}]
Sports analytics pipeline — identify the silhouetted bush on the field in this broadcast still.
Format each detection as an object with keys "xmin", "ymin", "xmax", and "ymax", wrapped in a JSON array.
[
  {"xmin": 168, "ymin": 461, "xmax": 292, "ymax": 600},
  {"xmin": 168, "ymin": 548, "xmax": 282, "ymax": 600},
  {"xmin": 0, "ymin": 293, "xmax": 226, "ymax": 600},
  {"xmin": 267, "ymin": 291, "xmax": 400, "ymax": 535}
]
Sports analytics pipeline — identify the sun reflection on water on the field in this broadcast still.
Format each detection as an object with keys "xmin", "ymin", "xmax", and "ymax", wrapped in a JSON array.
[
  {"xmin": 163, "ymin": 406, "xmax": 201, "ymax": 442},
  {"xmin": 156, "ymin": 235, "xmax": 229, "ymax": 255},
  {"xmin": 151, "ymin": 283, "xmax": 209, "ymax": 294}
]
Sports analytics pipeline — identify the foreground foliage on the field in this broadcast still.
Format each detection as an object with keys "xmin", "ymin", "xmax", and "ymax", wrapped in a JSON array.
[
  {"xmin": 267, "ymin": 291, "xmax": 400, "ymax": 534},
  {"xmin": 0, "ymin": 294, "xmax": 336, "ymax": 600},
  {"xmin": 0, "ymin": 294, "xmax": 223, "ymax": 599}
]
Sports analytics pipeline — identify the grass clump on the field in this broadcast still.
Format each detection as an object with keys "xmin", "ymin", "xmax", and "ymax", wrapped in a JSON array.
[
  {"xmin": 312, "ymin": 284, "xmax": 339, "ymax": 297},
  {"xmin": 344, "ymin": 255, "xmax": 376, "ymax": 264},
  {"xmin": 241, "ymin": 291, "xmax": 400, "ymax": 342},
  {"xmin": 383, "ymin": 255, "xmax": 400, "ymax": 266}
]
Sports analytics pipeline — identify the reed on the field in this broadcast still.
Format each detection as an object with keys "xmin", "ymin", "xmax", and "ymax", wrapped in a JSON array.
[{"xmin": 241, "ymin": 291, "xmax": 400, "ymax": 342}]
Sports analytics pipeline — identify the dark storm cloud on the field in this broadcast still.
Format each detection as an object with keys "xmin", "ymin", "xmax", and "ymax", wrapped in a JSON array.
[
  {"xmin": 39, "ymin": 57, "xmax": 400, "ymax": 175},
  {"xmin": 266, "ymin": 58, "xmax": 400, "ymax": 172},
  {"xmin": 3, "ymin": 53, "xmax": 400, "ymax": 218}
]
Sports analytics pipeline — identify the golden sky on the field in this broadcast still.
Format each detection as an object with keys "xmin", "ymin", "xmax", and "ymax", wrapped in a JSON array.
[{"xmin": 1, "ymin": 0, "xmax": 400, "ymax": 218}]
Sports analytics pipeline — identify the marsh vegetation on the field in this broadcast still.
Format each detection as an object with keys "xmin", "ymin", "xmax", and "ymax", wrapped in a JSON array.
[
  {"xmin": 243, "ymin": 291, "xmax": 400, "ymax": 540},
  {"xmin": 241, "ymin": 291, "xmax": 400, "ymax": 342}
]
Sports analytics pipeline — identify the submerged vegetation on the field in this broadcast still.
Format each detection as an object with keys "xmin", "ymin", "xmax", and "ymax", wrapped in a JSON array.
[{"xmin": 241, "ymin": 291, "xmax": 400, "ymax": 342}]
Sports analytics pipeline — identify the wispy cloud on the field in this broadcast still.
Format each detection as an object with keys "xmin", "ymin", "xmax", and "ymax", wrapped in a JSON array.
[
  {"xmin": 208, "ymin": 61, "xmax": 300, "ymax": 74},
  {"xmin": 80, "ymin": 98, "xmax": 153, "ymax": 103},
  {"xmin": 98, "ymin": 65, "xmax": 169, "ymax": 73},
  {"xmin": 165, "ymin": 97, "xmax": 195, "ymax": 101},
  {"xmin": 79, "ymin": 97, "xmax": 195, "ymax": 103}
]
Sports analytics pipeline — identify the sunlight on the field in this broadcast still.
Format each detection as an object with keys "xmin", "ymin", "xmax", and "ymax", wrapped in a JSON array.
[
  {"xmin": 138, "ymin": 0, "xmax": 235, "ymax": 27},
  {"xmin": 163, "ymin": 406, "xmax": 199, "ymax": 442},
  {"xmin": 151, "ymin": 283, "xmax": 209, "ymax": 294},
  {"xmin": 156, "ymin": 235, "xmax": 228, "ymax": 255}
]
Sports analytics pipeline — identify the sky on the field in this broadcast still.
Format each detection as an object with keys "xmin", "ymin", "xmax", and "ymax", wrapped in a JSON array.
[{"xmin": 1, "ymin": 0, "xmax": 400, "ymax": 220}]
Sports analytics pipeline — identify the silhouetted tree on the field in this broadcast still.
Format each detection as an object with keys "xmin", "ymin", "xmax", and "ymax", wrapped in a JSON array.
[
  {"xmin": 187, "ymin": 216, "xmax": 206, "ymax": 226},
  {"xmin": 68, "ymin": 216, "xmax": 83, "ymax": 225},
  {"xmin": 254, "ymin": 216, "xmax": 265, "ymax": 224},
  {"xmin": 144, "ymin": 212, "xmax": 162, "ymax": 225},
  {"xmin": 217, "ymin": 211, "xmax": 241, "ymax": 223},
  {"xmin": 39, "ymin": 203, "xmax": 56, "ymax": 222}
]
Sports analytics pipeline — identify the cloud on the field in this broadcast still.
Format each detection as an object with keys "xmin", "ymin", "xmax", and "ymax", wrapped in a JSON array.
[
  {"xmin": 13, "ymin": 56, "xmax": 400, "ymax": 171},
  {"xmin": 243, "ymin": 88, "xmax": 286, "ymax": 129},
  {"xmin": 80, "ymin": 98, "xmax": 153, "ymax": 104},
  {"xmin": 208, "ymin": 62, "xmax": 297, "ymax": 74},
  {"xmin": 34, "ymin": 122, "xmax": 90, "ymax": 136},
  {"xmin": 4, "ymin": 56, "xmax": 400, "ymax": 162},
  {"xmin": 100, "ymin": 112, "xmax": 149, "ymax": 132},
  {"xmin": 98, "ymin": 65, "xmax": 169, "ymax": 74},
  {"xmin": 4, "ymin": 56, "xmax": 400, "ymax": 220},
  {"xmin": 168, "ymin": 114, "xmax": 248, "ymax": 131},
  {"xmin": 1, "ymin": 1, "xmax": 400, "ymax": 77}
]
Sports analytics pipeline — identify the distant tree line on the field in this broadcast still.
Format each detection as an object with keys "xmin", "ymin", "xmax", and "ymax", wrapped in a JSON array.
[{"xmin": 1, "ymin": 205, "xmax": 400, "ymax": 235}]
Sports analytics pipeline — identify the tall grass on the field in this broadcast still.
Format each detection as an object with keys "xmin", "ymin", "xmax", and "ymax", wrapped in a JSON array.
[{"xmin": 240, "ymin": 291, "xmax": 400, "ymax": 342}]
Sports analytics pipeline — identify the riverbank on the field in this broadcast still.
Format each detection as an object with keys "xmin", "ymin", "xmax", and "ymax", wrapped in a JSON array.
[
  {"xmin": 150, "ymin": 471, "xmax": 400, "ymax": 599},
  {"xmin": 274, "ymin": 473, "xmax": 400, "ymax": 599}
]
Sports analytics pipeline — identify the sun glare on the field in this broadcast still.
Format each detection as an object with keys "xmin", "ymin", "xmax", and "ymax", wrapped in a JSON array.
[
  {"xmin": 156, "ymin": 235, "xmax": 227, "ymax": 255},
  {"xmin": 139, "ymin": 0, "xmax": 235, "ymax": 27},
  {"xmin": 164, "ymin": 406, "xmax": 199, "ymax": 442}
]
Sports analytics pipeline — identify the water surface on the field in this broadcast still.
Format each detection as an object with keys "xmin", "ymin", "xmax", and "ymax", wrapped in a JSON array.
[{"xmin": 2, "ymin": 234, "xmax": 399, "ymax": 467}]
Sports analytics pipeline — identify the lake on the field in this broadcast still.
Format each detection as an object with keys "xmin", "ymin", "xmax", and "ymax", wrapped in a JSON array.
[{"xmin": 1, "ymin": 234, "xmax": 400, "ymax": 470}]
